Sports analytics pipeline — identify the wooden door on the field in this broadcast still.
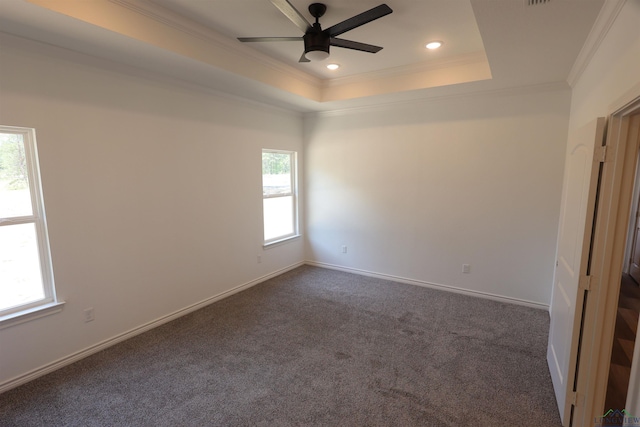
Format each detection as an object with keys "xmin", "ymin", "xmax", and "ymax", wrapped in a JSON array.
[{"xmin": 547, "ymin": 117, "xmax": 607, "ymax": 426}]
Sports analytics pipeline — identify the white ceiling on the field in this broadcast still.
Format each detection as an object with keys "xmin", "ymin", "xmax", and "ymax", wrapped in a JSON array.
[
  {"xmin": 150, "ymin": 0, "xmax": 486, "ymax": 79},
  {"xmin": 0, "ymin": 0, "xmax": 606, "ymax": 113}
]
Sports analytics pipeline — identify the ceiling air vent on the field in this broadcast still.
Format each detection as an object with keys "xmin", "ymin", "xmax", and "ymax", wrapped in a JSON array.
[{"xmin": 527, "ymin": 0, "xmax": 551, "ymax": 5}]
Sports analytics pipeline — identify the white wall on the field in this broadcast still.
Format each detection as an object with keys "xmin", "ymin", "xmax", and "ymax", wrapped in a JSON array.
[
  {"xmin": 304, "ymin": 86, "xmax": 571, "ymax": 307},
  {"xmin": 568, "ymin": 1, "xmax": 640, "ymax": 132},
  {"xmin": 0, "ymin": 34, "xmax": 304, "ymax": 388}
]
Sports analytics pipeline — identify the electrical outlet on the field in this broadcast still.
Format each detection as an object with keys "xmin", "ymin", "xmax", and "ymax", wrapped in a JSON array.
[
  {"xmin": 462, "ymin": 264, "xmax": 471, "ymax": 274},
  {"xmin": 342, "ymin": 245, "xmax": 347, "ymax": 254},
  {"xmin": 83, "ymin": 307, "xmax": 95, "ymax": 323},
  {"xmin": 257, "ymin": 255, "xmax": 262, "ymax": 264}
]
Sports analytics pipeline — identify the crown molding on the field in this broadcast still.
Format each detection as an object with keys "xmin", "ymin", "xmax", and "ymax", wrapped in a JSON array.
[
  {"xmin": 0, "ymin": 31, "xmax": 305, "ymax": 118},
  {"xmin": 322, "ymin": 51, "xmax": 489, "ymax": 90},
  {"xmin": 309, "ymin": 81, "xmax": 570, "ymax": 118},
  {"xmin": 319, "ymin": 51, "xmax": 491, "ymax": 103},
  {"xmin": 108, "ymin": 0, "xmax": 321, "ymax": 88},
  {"xmin": 567, "ymin": 0, "xmax": 626, "ymax": 88}
]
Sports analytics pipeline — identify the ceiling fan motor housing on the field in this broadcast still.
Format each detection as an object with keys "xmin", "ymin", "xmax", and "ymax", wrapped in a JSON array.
[{"xmin": 303, "ymin": 24, "xmax": 330, "ymax": 58}]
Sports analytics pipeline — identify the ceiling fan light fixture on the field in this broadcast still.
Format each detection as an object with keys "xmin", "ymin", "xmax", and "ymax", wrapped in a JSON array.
[
  {"xmin": 303, "ymin": 30, "xmax": 330, "ymax": 61},
  {"xmin": 327, "ymin": 63, "xmax": 340, "ymax": 70},
  {"xmin": 426, "ymin": 41, "xmax": 443, "ymax": 50},
  {"xmin": 305, "ymin": 50, "xmax": 330, "ymax": 61}
]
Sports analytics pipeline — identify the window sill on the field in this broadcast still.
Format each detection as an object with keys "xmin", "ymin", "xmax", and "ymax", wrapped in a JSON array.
[
  {"xmin": 0, "ymin": 301, "xmax": 66, "ymax": 330},
  {"xmin": 264, "ymin": 234, "xmax": 301, "ymax": 249}
]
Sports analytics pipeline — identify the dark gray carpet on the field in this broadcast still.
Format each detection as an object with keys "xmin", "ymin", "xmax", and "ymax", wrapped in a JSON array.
[{"xmin": 0, "ymin": 265, "xmax": 561, "ymax": 426}]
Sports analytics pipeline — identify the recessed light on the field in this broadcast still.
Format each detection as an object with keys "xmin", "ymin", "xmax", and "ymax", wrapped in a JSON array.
[
  {"xmin": 426, "ymin": 41, "xmax": 443, "ymax": 50},
  {"xmin": 326, "ymin": 63, "xmax": 340, "ymax": 70}
]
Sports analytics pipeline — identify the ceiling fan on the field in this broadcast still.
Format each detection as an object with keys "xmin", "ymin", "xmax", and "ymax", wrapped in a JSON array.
[{"xmin": 238, "ymin": 0, "xmax": 393, "ymax": 63}]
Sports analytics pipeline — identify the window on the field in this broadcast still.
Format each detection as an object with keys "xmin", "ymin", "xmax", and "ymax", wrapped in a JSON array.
[
  {"xmin": 262, "ymin": 149, "xmax": 298, "ymax": 245},
  {"xmin": 0, "ymin": 126, "xmax": 60, "ymax": 325}
]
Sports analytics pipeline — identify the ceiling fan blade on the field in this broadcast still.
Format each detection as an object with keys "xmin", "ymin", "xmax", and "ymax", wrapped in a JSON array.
[
  {"xmin": 238, "ymin": 37, "xmax": 302, "ymax": 42},
  {"xmin": 299, "ymin": 52, "xmax": 310, "ymax": 63},
  {"xmin": 325, "ymin": 4, "xmax": 393, "ymax": 37},
  {"xmin": 330, "ymin": 38, "xmax": 383, "ymax": 53},
  {"xmin": 270, "ymin": 0, "xmax": 312, "ymax": 34}
]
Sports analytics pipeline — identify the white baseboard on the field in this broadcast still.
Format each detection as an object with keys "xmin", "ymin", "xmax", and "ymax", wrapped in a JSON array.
[
  {"xmin": 305, "ymin": 261, "xmax": 549, "ymax": 311},
  {"xmin": 1, "ymin": 260, "xmax": 547, "ymax": 393},
  {"xmin": 0, "ymin": 261, "xmax": 304, "ymax": 394}
]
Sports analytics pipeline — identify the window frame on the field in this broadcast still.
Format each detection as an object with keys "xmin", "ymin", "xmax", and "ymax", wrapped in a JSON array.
[
  {"xmin": 0, "ymin": 125, "xmax": 62, "ymax": 328},
  {"xmin": 262, "ymin": 149, "xmax": 299, "ymax": 246}
]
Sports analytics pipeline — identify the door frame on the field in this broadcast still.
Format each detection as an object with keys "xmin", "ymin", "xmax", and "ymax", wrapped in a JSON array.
[{"xmin": 573, "ymin": 94, "xmax": 640, "ymax": 426}]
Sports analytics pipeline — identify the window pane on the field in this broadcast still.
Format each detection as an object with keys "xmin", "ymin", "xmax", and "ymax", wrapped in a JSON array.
[
  {"xmin": 0, "ymin": 133, "xmax": 33, "ymax": 218},
  {"xmin": 262, "ymin": 152, "xmax": 291, "ymax": 196},
  {"xmin": 0, "ymin": 223, "xmax": 45, "ymax": 311},
  {"xmin": 264, "ymin": 196, "xmax": 294, "ymax": 241}
]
